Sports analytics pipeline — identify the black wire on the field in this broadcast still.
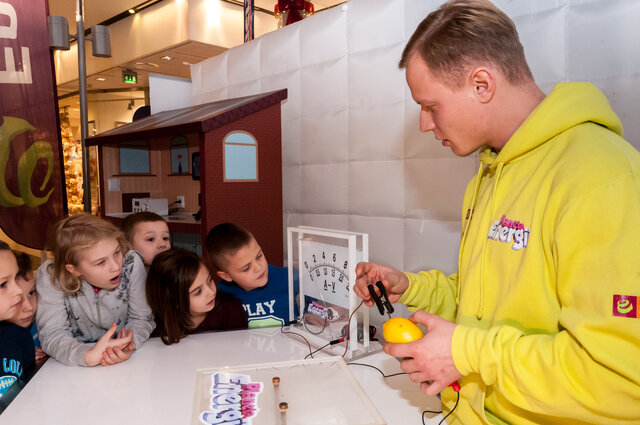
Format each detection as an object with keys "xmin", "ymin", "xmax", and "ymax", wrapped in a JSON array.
[
  {"xmin": 347, "ymin": 362, "xmax": 407, "ymax": 378},
  {"xmin": 302, "ymin": 312, "xmax": 328, "ymax": 335},
  {"xmin": 438, "ymin": 391, "xmax": 460, "ymax": 425},
  {"xmin": 422, "ymin": 391, "xmax": 460, "ymax": 425},
  {"xmin": 304, "ymin": 341, "xmax": 331, "ymax": 359},
  {"xmin": 347, "ymin": 361, "xmax": 460, "ymax": 424}
]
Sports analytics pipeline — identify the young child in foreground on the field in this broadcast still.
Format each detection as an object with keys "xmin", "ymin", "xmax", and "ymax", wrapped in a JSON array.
[
  {"xmin": 0, "ymin": 242, "xmax": 35, "ymax": 412},
  {"xmin": 121, "ymin": 211, "xmax": 171, "ymax": 269},
  {"xmin": 36, "ymin": 214, "xmax": 155, "ymax": 366},
  {"xmin": 8, "ymin": 252, "xmax": 47, "ymax": 363},
  {"xmin": 146, "ymin": 248, "xmax": 247, "ymax": 345},
  {"xmin": 205, "ymin": 223, "xmax": 297, "ymax": 328}
]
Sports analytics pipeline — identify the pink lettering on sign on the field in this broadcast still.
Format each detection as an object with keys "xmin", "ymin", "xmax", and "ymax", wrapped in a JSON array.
[{"xmin": 199, "ymin": 373, "xmax": 263, "ymax": 425}]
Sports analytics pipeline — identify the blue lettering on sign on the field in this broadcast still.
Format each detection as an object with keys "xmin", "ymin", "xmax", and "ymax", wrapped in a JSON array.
[{"xmin": 3, "ymin": 358, "xmax": 22, "ymax": 376}]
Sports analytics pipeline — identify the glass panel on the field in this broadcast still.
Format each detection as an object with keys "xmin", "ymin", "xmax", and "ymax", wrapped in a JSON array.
[
  {"xmin": 119, "ymin": 141, "xmax": 150, "ymax": 174},
  {"xmin": 225, "ymin": 144, "xmax": 257, "ymax": 180}
]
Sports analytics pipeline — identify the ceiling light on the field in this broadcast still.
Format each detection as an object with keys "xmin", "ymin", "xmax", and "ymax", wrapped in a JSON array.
[
  {"xmin": 160, "ymin": 55, "xmax": 173, "ymax": 61},
  {"xmin": 135, "ymin": 61, "xmax": 145, "ymax": 65},
  {"xmin": 96, "ymin": 77, "xmax": 106, "ymax": 81},
  {"xmin": 128, "ymin": 9, "xmax": 135, "ymax": 14},
  {"xmin": 147, "ymin": 62, "xmax": 159, "ymax": 67}
]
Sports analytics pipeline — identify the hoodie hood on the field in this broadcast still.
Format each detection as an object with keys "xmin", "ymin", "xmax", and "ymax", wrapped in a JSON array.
[{"xmin": 492, "ymin": 82, "xmax": 623, "ymax": 167}]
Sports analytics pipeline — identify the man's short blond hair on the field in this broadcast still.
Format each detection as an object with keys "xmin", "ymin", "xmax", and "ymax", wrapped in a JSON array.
[{"xmin": 399, "ymin": 0, "xmax": 533, "ymax": 89}]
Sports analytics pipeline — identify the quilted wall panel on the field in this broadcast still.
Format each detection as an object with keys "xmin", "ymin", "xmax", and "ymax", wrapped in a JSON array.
[{"xmin": 190, "ymin": 0, "xmax": 640, "ymax": 287}]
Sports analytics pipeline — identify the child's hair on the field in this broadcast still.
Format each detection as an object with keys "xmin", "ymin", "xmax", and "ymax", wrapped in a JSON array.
[
  {"xmin": 47, "ymin": 213, "xmax": 130, "ymax": 294},
  {"xmin": 204, "ymin": 223, "xmax": 253, "ymax": 271},
  {"xmin": 0, "ymin": 241, "xmax": 10, "ymax": 252},
  {"xmin": 120, "ymin": 211, "xmax": 166, "ymax": 242},
  {"xmin": 14, "ymin": 252, "xmax": 33, "ymax": 281},
  {"xmin": 146, "ymin": 248, "xmax": 204, "ymax": 345}
]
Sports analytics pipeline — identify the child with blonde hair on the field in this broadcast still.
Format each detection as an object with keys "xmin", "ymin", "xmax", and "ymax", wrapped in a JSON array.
[{"xmin": 36, "ymin": 214, "xmax": 155, "ymax": 366}]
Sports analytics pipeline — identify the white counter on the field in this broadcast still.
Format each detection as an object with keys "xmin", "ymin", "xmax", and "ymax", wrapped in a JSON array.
[{"xmin": 0, "ymin": 328, "xmax": 444, "ymax": 424}]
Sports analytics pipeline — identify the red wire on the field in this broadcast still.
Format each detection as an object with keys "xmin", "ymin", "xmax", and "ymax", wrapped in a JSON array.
[
  {"xmin": 342, "ymin": 300, "xmax": 365, "ymax": 358},
  {"xmin": 280, "ymin": 324, "xmax": 314, "ymax": 358}
]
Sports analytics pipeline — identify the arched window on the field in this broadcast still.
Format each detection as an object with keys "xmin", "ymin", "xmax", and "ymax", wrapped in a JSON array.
[{"xmin": 223, "ymin": 131, "xmax": 258, "ymax": 181}]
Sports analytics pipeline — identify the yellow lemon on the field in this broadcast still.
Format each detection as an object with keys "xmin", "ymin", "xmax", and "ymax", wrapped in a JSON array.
[{"xmin": 383, "ymin": 317, "xmax": 424, "ymax": 343}]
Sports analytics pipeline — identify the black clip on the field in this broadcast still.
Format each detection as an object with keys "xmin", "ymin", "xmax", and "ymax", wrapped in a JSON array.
[{"xmin": 367, "ymin": 281, "xmax": 394, "ymax": 317}]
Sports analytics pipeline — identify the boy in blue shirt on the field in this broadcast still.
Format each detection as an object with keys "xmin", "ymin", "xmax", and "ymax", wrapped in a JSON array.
[{"xmin": 205, "ymin": 223, "xmax": 297, "ymax": 328}]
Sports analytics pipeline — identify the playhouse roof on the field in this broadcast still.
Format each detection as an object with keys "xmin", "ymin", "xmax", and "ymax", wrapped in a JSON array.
[{"xmin": 85, "ymin": 89, "xmax": 287, "ymax": 146}]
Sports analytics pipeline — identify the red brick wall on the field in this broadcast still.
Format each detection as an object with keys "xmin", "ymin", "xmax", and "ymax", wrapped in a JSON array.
[{"xmin": 201, "ymin": 104, "xmax": 283, "ymax": 266}]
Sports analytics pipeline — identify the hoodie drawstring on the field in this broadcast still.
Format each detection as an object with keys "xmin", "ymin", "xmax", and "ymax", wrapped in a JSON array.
[
  {"xmin": 457, "ymin": 161, "xmax": 485, "ymax": 304},
  {"xmin": 475, "ymin": 161, "xmax": 504, "ymax": 320}
]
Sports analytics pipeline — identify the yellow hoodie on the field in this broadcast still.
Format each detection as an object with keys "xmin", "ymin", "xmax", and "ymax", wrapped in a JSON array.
[{"xmin": 400, "ymin": 82, "xmax": 640, "ymax": 424}]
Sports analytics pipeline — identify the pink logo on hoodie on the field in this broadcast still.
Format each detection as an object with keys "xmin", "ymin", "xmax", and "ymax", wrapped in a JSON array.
[{"xmin": 487, "ymin": 214, "xmax": 530, "ymax": 250}]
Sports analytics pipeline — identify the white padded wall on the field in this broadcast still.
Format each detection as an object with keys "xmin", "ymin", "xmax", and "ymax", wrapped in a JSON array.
[
  {"xmin": 149, "ymin": 74, "xmax": 193, "ymax": 114},
  {"xmin": 190, "ymin": 0, "xmax": 640, "ymax": 284},
  {"xmin": 565, "ymin": 0, "xmax": 640, "ymax": 147}
]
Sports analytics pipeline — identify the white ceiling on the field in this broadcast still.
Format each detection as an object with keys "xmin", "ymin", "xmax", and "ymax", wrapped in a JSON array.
[
  {"xmin": 50, "ymin": 0, "xmax": 345, "ymax": 98},
  {"xmin": 49, "ymin": 0, "xmax": 343, "ymax": 32}
]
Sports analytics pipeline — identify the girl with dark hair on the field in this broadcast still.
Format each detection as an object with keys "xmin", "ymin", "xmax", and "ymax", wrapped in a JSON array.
[{"xmin": 146, "ymin": 248, "xmax": 247, "ymax": 345}]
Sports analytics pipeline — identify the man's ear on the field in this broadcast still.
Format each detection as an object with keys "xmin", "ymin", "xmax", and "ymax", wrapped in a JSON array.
[
  {"xmin": 216, "ymin": 270, "xmax": 232, "ymax": 282},
  {"xmin": 469, "ymin": 67, "xmax": 496, "ymax": 103},
  {"xmin": 65, "ymin": 264, "xmax": 81, "ymax": 277}
]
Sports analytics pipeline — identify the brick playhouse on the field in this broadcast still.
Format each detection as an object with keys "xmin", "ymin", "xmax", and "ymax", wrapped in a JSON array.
[{"xmin": 86, "ymin": 89, "xmax": 287, "ymax": 266}]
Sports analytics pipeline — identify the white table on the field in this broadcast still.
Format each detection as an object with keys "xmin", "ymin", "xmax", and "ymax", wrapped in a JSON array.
[{"xmin": 0, "ymin": 328, "xmax": 444, "ymax": 424}]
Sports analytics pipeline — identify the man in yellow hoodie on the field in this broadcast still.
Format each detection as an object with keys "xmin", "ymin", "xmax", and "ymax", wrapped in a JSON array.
[{"xmin": 354, "ymin": 1, "xmax": 640, "ymax": 424}]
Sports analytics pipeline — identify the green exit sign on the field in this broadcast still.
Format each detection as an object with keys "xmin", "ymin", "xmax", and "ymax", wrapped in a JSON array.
[{"xmin": 122, "ymin": 70, "xmax": 137, "ymax": 84}]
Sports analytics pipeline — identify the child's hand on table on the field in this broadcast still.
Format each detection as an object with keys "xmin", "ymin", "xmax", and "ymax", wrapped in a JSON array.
[
  {"xmin": 84, "ymin": 322, "xmax": 134, "ymax": 366},
  {"xmin": 100, "ymin": 328, "xmax": 136, "ymax": 366}
]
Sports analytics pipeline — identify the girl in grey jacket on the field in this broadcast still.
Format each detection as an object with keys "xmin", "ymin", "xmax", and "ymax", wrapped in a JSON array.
[{"xmin": 35, "ymin": 214, "xmax": 155, "ymax": 366}]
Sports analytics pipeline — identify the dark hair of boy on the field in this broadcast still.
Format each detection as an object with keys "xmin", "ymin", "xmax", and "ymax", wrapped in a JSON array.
[
  {"xmin": 204, "ymin": 223, "xmax": 253, "ymax": 271},
  {"xmin": 121, "ymin": 211, "xmax": 166, "ymax": 242},
  {"xmin": 13, "ymin": 252, "xmax": 33, "ymax": 281},
  {"xmin": 0, "ymin": 241, "xmax": 9, "ymax": 251},
  {"xmin": 145, "ymin": 247, "xmax": 203, "ymax": 345}
]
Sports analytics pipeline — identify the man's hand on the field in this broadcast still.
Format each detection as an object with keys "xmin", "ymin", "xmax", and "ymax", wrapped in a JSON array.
[
  {"xmin": 83, "ymin": 322, "xmax": 134, "ymax": 367},
  {"xmin": 353, "ymin": 262, "xmax": 409, "ymax": 307},
  {"xmin": 383, "ymin": 311, "xmax": 462, "ymax": 396}
]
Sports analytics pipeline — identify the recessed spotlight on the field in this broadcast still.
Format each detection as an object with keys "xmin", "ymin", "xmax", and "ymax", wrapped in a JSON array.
[
  {"xmin": 160, "ymin": 55, "xmax": 173, "ymax": 61},
  {"xmin": 147, "ymin": 62, "xmax": 159, "ymax": 67},
  {"xmin": 96, "ymin": 77, "xmax": 106, "ymax": 81},
  {"xmin": 128, "ymin": 9, "xmax": 135, "ymax": 14}
]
